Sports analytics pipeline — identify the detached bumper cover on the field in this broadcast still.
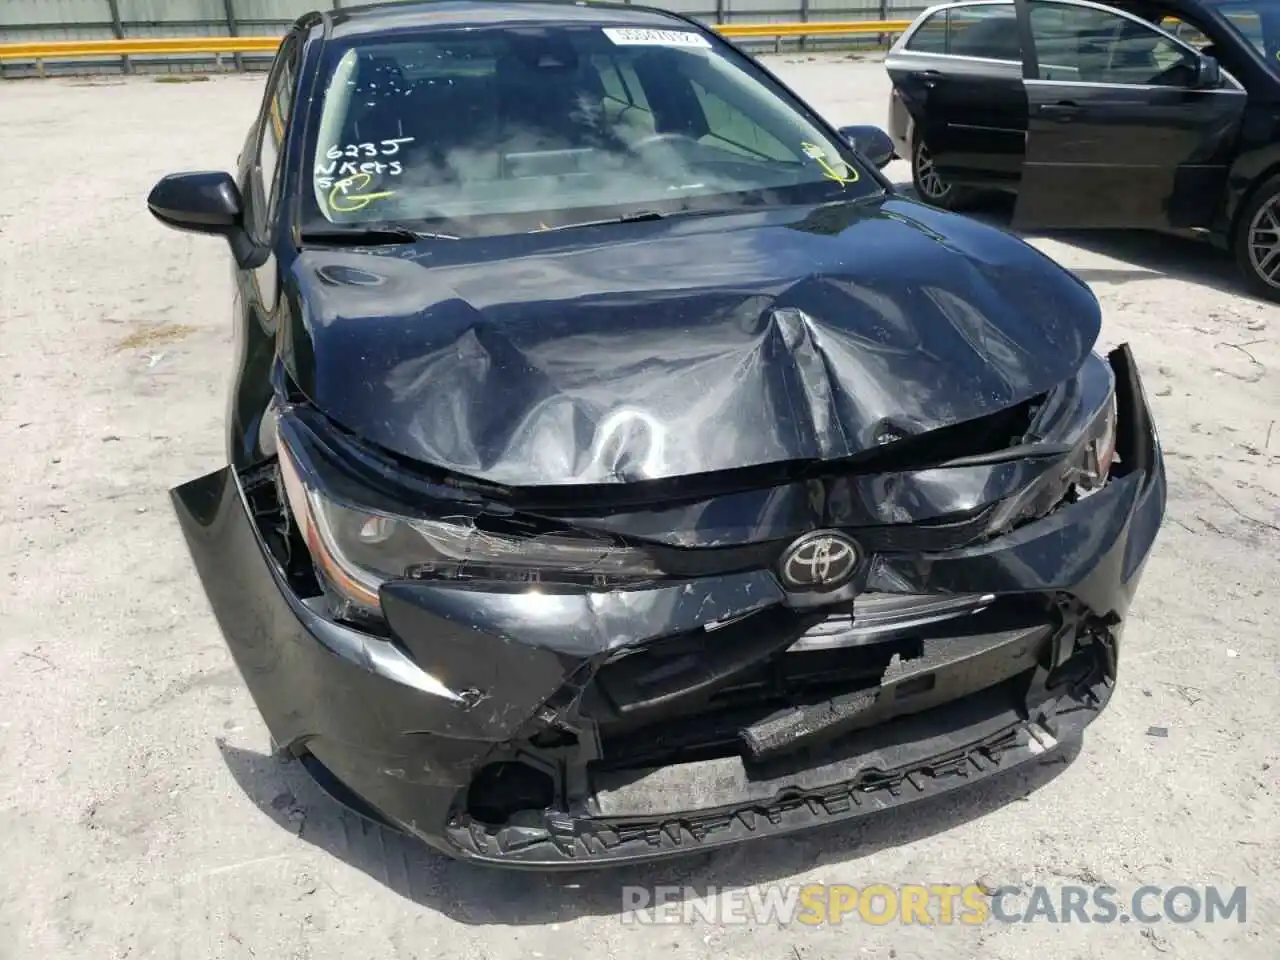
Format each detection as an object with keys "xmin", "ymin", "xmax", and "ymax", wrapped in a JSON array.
[{"xmin": 174, "ymin": 347, "xmax": 1165, "ymax": 868}]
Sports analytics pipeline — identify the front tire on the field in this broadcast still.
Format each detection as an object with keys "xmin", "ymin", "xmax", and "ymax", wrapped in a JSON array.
[
  {"xmin": 1233, "ymin": 173, "xmax": 1280, "ymax": 303},
  {"xmin": 911, "ymin": 135, "xmax": 979, "ymax": 211}
]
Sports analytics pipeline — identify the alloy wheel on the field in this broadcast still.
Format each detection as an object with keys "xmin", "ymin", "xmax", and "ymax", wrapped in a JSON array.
[
  {"xmin": 1246, "ymin": 197, "xmax": 1280, "ymax": 290},
  {"xmin": 914, "ymin": 140, "xmax": 950, "ymax": 201}
]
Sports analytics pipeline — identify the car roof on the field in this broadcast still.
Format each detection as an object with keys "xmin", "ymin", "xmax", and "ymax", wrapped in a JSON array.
[
  {"xmin": 324, "ymin": 0, "xmax": 696, "ymax": 40},
  {"xmin": 912, "ymin": 0, "xmax": 1210, "ymax": 9}
]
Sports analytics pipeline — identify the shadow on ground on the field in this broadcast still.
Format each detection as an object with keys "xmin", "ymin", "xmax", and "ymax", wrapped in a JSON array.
[
  {"xmin": 219, "ymin": 736, "xmax": 1081, "ymax": 925},
  {"xmin": 1046, "ymin": 229, "xmax": 1249, "ymax": 297},
  {"xmin": 895, "ymin": 186, "xmax": 1262, "ymax": 300}
]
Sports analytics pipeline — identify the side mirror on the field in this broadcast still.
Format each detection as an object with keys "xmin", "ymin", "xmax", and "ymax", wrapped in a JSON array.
[
  {"xmin": 1193, "ymin": 53, "xmax": 1222, "ymax": 89},
  {"xmin": 148, "ymin": 171, "xmax": 258, "ymax": 267},
  {"xmin": 836, "ymin": 124, "xmax": 896, "ymax": 170},
  {"xmin": 148, "ymin": 171, "xmax": 242, "ymax": 233}
]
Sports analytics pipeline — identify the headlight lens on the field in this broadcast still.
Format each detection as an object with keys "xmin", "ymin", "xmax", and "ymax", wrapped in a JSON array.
[
  {"xmin": 985, "ymin": 382, "xmax": 1118, "ymax": 535},
  {"xmin": 1076, "ymin": 393, "xmax": 1118, "ymax": 494},
  {"xmin": 275, "ymin": 425, "xmax": 662, "ymax": 621}
]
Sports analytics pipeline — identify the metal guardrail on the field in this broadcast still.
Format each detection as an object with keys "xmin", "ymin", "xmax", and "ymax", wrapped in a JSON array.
[
  {"xmin": 0, "ymin": 20, "xmax": 912, "ymax": 63},
  {"xmin": 0, "ymin": 36, "xmax": 280, "ymax": 59},
  {"xmin": 722, "ymin": 20, "xmax": 911, "ymax": 36}
]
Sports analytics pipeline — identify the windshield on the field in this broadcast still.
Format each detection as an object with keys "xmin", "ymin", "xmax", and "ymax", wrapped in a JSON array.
[{"xmin": 302, "ymin": 23, "xmax": 876, "ymax": 237}]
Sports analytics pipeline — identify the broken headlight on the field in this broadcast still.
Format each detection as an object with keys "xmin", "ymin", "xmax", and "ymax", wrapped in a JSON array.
[
  {"xmin": 985, "ymin": 362, "xmax": 1118, "ymax": 535},
  {"xmin": 275, "ymin": 424, "xmax": 662, "ymax": 621},
  {"xmin": 1076, "ymin": 392, "xmax": 1118, "ymax": 493}
]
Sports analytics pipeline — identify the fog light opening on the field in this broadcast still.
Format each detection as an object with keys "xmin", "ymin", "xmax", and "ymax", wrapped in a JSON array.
[{"xmin": 466, "ymin": 762, "xmax": 556, "ymax": 827}]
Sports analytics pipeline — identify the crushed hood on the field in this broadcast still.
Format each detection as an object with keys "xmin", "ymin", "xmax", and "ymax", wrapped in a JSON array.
[{"xmin": 284, "ymin": 196, "xmax": 1099, "ymax": 486}]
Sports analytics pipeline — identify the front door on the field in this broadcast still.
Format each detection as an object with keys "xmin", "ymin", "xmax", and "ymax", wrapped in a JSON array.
[
  {"xmin": 886, "ymin": 1, "xmax": 1029, "ymax": 190},
  {"xmin": 1011, "ymin": 0, "xmax": 1247, "ymax": 229}
]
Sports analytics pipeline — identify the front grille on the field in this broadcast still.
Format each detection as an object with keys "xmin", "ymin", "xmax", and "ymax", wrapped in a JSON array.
[
  {"xmin": 583, "ymin": 598, "xmax": 1053, "ymax": 772},
  {"xmin": 591, "ymin": 642, "xmax": 897, "ymax": 769},
  {"xmin": 785, "ymin": 592, "xmax": 994, "ymax": 651}
]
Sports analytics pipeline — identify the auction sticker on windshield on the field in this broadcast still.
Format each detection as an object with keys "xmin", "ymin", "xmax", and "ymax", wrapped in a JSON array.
[{"xmin": 602, "ymin": 27, "xmax": 712, "ymax": 47}]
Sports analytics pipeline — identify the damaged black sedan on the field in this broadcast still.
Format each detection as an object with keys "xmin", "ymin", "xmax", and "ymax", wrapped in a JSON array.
[{"xmin": 149, "ymin": 0, "xmax": 1165, "ymax": 867}]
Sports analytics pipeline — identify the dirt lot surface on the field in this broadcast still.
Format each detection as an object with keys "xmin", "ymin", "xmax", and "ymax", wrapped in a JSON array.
[{"xmin": 0, "ymin": 53, "xmax": 1276, "ymax": 960}]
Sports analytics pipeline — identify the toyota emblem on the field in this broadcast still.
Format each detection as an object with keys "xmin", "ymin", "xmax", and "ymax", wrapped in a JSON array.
[{"xmin": 778, "ymin": 531, "xmax": 861, "ymax": 590}]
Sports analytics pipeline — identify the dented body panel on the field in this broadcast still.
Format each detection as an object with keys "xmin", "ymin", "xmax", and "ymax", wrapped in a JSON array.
[{"xmin": 284, "ymin": 197, "xmax": 1099, "ymax": 486}]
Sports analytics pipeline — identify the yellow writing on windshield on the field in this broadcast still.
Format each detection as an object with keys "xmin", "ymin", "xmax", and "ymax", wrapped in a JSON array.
[
  {"xmin": 800, "ymin": 141, "xmax": 860, "ymax": 186},
  {"xmin": 328, "ymin": 171, "xmax": 395, "ymax": 213}
]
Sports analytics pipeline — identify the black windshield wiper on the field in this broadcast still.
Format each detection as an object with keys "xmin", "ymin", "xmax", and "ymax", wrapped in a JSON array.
[
  {"xmin": 300, "ymin": 224, "xmax": 459, "ymax": 246},
  {"xmin": 537, "ymin": 210, "xmax": 667, "ymax": 233}
]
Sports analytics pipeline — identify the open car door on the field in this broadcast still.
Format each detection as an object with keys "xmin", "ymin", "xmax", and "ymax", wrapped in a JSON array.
[
  {"xmin": 887, "ymin": 1, "xmax": 1029, "ymax": 190},
  {"xmin": 1011, "ymin": 0, "xmax": 1246, "ymax": 230}
]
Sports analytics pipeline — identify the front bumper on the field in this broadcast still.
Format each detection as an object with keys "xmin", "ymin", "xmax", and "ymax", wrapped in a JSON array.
[{"xmin": 175, "ymin": 348, "xmax": 1165, "ymax": 868}]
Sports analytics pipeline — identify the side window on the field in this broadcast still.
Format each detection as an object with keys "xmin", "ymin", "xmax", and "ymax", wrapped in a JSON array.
[
  {"xmin": 1161, "ymin": 17, "xmax": 1212, "ymax": 48},
  {"xmin": 1160, "ymin": 14, "xmax": 1245, "ymax": 81},
  {"xmin": 616, "ymin": 62, "xmax": 652, "ymax": 112},
  {"xmin": 690, "ymin": 81, "xmax": 793, "ymax": 160},
  {"xmin": 947, "ymin": 5, "xmax": 1021, "ymax": 59},
  {"xmin": 592, "ymin": 54, "xmax": 630, "ymax": 104},
  {"xmin": 905, "ymin": 4, "xmax": 1019, "ymax": 60},
  {"xmin": 905, "ymin": 10, "xmax": 949, "ymax": 52},
  {"xmin": 589, "ymin": 54, "xmax": 657, "ymax": 138},
  {"xmin": 1028, "ymin": 2, "xmax": 1197, "ymax": 85},
  {"xmin": 250, "ymin": 36, "xmax": 299, "ymax": 240}
]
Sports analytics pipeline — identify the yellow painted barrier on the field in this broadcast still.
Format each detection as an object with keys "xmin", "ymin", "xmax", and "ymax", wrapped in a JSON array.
[
  {"xmin": 719, "ymin": 20, "xmax": 913, "ymax": 37},
  {"xmin": 0, "ymin": 36, "xmax": 281, "ymax": 60},
  {"xmin": 0, "ymin": 21, "xmax": 911, "ymax": 62}
]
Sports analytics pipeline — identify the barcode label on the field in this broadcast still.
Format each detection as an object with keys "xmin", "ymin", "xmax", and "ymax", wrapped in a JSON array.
[{"xmin": 602, "ymin": 27, "xmax": 712, "ymax": 48}]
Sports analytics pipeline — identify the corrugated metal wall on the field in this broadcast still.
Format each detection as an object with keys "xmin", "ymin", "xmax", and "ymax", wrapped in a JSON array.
[
  {"xmin": 1, "ymin": 0, "xmax": 929, "ymax": 76},
  {"xmin": 0, "ymin": 0, "xmax": 116, "ymax": 42}
]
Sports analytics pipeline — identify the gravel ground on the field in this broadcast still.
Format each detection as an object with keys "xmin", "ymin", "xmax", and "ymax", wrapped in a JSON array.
[{"xmin": 0, "ymin": 53, "xmax": 1276, "ymax": 960}]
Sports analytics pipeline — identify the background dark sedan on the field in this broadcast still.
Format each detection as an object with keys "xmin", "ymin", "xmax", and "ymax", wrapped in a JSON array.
[{"xmin": 886, "ymin": 0, "xmax": 1280, "ymax": 300}]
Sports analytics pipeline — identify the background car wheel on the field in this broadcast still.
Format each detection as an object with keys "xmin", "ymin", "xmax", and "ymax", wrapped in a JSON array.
[
  {"xmin": 1234, "ymin": 174, "xmax": 1280, "ymax": 303},
  {"xmin": 911, "ymin": 136, "xmax": 979, "ymax": 211}
]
